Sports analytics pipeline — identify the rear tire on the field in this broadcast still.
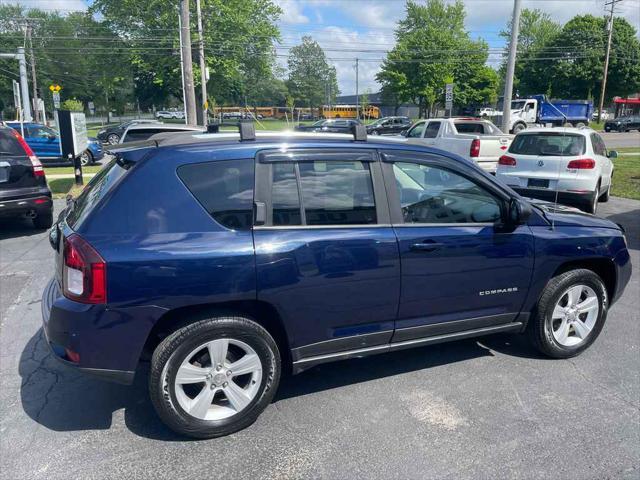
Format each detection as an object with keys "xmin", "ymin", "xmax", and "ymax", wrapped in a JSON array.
[
  {"xmin": 582, "ymin": 183, "xmax": 599, "ymax": 214},
  {"xmin": 600, "ymin": 177, "xmax": 612, "ymax": 202},
  {"xmin": 528, "ymin": 269, "xmax": 608, "ymax": 358},
  {"xmin": 149, "ymin": 315, "xmax": 280, "ymax": 439},
  {"xmin": 33, "ymin": 210, "xmax": 53, "ymax": 229}
]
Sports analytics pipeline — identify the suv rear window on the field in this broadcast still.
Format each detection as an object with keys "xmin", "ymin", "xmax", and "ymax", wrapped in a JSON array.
[
  {"xmin": 66, "ymin": 158, "xmax": 128, "ymax": 228},
  {"xmin": 0, "ymin": 129, "xmax": 25, "ymax": 156},
  {"xmin": 509, "ymin": 133, "xmax": 586, "ymax": 156},
  {"xmin": 178, "ymin": 159, "xmax": 254, "ymax": 230}
]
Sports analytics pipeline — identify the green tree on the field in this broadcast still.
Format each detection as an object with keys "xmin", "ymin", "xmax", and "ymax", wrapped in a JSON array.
[
  {"xmin": 286, "ymin": 36, "xmax": 339, "ymax": 110},
  {"xmin": 499, "ymin": 9, "xmax": 561, "ymax": 95},
  {"xmin": 61, "ymin": 99, "xmax": 84, "ymax": 111},
  {"xmin": 376, "ymin": 0, "xmax": 497, "ymax": 117}
]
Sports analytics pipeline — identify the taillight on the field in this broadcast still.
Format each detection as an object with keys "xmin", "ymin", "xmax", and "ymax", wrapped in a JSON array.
[
  {"xmin": 567, "ymin": 158, "xmax": 595, "ymax": 169},
  {"xmin": 10, "ymin": 129, "xmax": 44, "ymax": 177},
  {"xmin": 63, "ymin": 234, "xmax": 107, "ymax": 304},
  {"xmin": 470, "ymin": 138, "xmax": 480, "ymax": 158},
  {"xmin": 499, "ymin": 155, "xmax": 517, "ymax": 166}
]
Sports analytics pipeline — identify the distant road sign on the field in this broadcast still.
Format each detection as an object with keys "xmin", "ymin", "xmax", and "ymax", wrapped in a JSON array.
[
  {"xmin": 52, "ymin": 91, "xmax": 61, "ymax": 109},
  {"xmin": 12, "ymin": 80, "xmax": 21, "ymax": 111},
  {"xmin": 49, "ymin": 84, "xmax": 61, "ymax": 93},
  {"xmin": 445, "ymin": 83, "xmax": 454, "ymax": 111}
]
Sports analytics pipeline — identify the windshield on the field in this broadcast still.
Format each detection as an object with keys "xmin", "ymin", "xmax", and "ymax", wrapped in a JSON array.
[
  {"xmin": 509, "ymin": 133, "xmax": 586, "ymax": 156},
  {"xmin": 511, "ymin": 100, "xmax": 526, "ymax": 110}
]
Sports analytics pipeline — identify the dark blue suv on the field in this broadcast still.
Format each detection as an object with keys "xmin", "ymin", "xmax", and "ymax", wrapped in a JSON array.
[{"xmin": 42, "ymin": 128, "xmax": 632, "ymax": 438}]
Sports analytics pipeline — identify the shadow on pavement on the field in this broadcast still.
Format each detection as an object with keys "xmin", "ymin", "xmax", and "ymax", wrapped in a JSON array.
[
  {"xmin": 20, "ymin": 327, "xmax": 543, "ymax": 441},
  {"xmin": 604, "ymin": 207, "xmax": 640, "ymax": 251},
  {"xmin": 0, "ymin": 217, "xmax": 46, "ymax": 240}
]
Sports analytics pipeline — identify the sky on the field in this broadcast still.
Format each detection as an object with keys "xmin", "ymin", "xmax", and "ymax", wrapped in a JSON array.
[{"xmin": 6, "ymin": 0, "xmax": 640, "ymax": 96}]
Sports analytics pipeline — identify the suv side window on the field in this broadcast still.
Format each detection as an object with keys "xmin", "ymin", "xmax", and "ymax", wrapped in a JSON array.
[
  {"xmin": 424, "ymin": 122, "xmax": 441, "ymax": 138},
  {"xmin": 392, "ymin": 162, "xmax": 501, "ymax": 224},
  {"xmin": 590, "ymin": 133, "xmax": 606, "ymax": 156},
  {"xmin": 178, "ymin": 159, "xmax": 254, "ymax": 230}
]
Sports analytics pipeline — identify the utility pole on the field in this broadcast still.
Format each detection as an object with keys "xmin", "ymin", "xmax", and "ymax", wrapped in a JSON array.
[
  {"xmin": 597, "ymin": 0, "xmax": 620, "ymax": 123},
  {"xmin": 195, "ymin": 0, "xmax": 208, "ymax": 125},
  {"xmin": 355, "ymin": 58, "xmax": 359, "ymax": 119},
  {"xmin": 16, "ymin": 47, "xmax": 32, "ymax": 122},
  {"xmin": 26, "ymin": 25, "xmax": 40, "ymax": 123},
  {"xmin": 501, "ymin": 0, "xmax": 522, "ymax": 133},
  {"xmin": 179, "ymin": 0, "xmax": 197, "ymax": 125}
]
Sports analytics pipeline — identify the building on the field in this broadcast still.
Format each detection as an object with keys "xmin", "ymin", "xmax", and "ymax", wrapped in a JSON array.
[{"xmin": 612, "ymin": 96, "xmax": 640, "ymax": 117}]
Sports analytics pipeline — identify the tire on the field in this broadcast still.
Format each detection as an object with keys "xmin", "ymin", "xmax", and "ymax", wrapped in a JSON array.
[
  {"xmin": 528, "ymin": 269, "xmax": 608, "ymax": 358},
  {"xmin": 513, "ymin": 122, "xmax": 526, "ymax": 134},
  {"xmin": 80, "ymin": 150, "xmax": 93, "ymax": 166},
  {"xmin": 600, "ymin": 176, "xmax": 612, "ymax": 202},
  {"xmin": 107, "ymin": 133, "xmax": 120, "ymax": 144},
  {"xmin": 581, "ymin": 182, "xmax": 599, "ymax": 214},
  {"xmin": 149, "ymin": 315, "xmax": 281, "ymax": 439},
  {"xmin": 371, "ymin": 129, "xmax": 380, "ymax": 135},
  {"xmin": 33, "ymin": 209, "xmax": 53, "ymax": 229}
]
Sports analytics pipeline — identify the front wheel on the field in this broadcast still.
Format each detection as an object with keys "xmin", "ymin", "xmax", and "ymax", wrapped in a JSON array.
[
  {"xmin": 149, "ymin": 315, "xmax": 280, "ymax": 439},
  {"xmin": 513, "ymin": 123, "xmax": 526, "ymax": 133},
  {"xmin": 80, "ymin": 150, "xmax": 93, "ymax": 166},
  {"xmin": 528, "ymin": 269, "xmax": 608, "ymax": 358},
  {"xmin": 107, "ymin": 133, "xmax": 120, "ymax": 145}
]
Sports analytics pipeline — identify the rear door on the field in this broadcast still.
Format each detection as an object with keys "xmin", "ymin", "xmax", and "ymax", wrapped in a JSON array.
[
  {"xmin": 253, "ymin": 149, "xmax": 400, "ymax": 360},
  {"xmin": 25, "ymin": 125, "xmax": 61, "ymax": 162},
  {"xmin": 381, "ymin": 150, "xmax": 534, "ymax": 339}
]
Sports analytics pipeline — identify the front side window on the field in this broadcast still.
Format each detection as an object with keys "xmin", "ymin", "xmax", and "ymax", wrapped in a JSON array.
[
  {"xmin": 178, "ymin": 159, "xmax": 254, "ymax": 230},
  {"xmin": 424, "ymin": 122, "xmax": 441, "ymax": 138},
  {"xmin": 407, "ymin": 122, "xmax": 426, "ymax": 138},
  {"xmin": 392, "ymin": 162, "xmax": 501, "ymax": 224},
  {"xmin": 591, "ymin": 134, "xmax": 606, "ymax": 156}
]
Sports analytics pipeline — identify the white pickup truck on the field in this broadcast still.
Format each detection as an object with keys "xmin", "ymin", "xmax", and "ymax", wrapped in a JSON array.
[{"xmin": 403, "ymin": 118, "xmax": 512, "ymax": 173}]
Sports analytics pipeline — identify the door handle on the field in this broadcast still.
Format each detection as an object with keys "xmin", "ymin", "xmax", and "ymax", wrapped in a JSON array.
[{"xmin": 410, "ymin": 241, "xmax": 444, "ymax": 252}]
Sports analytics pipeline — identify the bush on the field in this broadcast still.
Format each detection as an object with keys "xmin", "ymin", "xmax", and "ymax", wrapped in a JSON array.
[{"xmin": 61, "ymin": 99, "xmax": 84, "ymax": 112}]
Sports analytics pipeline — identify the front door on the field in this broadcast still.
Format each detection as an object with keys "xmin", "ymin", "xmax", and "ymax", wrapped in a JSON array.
[
  {"xmin": 381, "ymin": 150, "xmax": 535, "ymax": 341},
  {"xmin": 253, "ymin": 149, "xmax": 400, "ymax": 360},
  {"xmin": 26, "ymin": 125, "xmax": 61, "ymax": 161}
]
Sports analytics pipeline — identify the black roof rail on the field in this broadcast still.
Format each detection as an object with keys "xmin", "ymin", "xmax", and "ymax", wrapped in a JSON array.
[
  {"xmin": 239, "ymin": 121, "xmax": 255, "ymax": 141},
  {"xmin": 352, "ymin": 124, "xmax": 367, "ymax": 141}
]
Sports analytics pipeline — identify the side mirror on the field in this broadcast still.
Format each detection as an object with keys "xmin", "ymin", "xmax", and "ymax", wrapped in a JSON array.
[
  {"xmin": 607, "ymin": 150, "xmax": 618, "ymax": 159},
  {"xmin": 507, "ymin": 198, "xmax": 531, "ymax": 225}
]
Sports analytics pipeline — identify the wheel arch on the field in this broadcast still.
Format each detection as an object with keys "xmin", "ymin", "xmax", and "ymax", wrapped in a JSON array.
[
  {"xmin": 552, "ymin": 257, "xmax": 617, "ymax": 301},
  {"xmin": 141, "ymin": 300, "xmax": 292, "ymax": 371}
]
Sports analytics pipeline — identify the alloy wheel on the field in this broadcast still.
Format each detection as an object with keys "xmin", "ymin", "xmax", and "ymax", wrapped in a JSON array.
[
  {"xmin": 549, "ymin": 284, "xmax": 599, "ymax": 347},
  {"xmin": 166, "ymin": 338, "xmax": 263, "ymax": 421}
]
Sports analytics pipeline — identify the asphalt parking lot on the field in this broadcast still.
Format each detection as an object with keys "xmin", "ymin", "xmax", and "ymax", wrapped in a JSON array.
[{"xmin": 0, "ymin": 159, "xmax": 639, "ymax": 479}]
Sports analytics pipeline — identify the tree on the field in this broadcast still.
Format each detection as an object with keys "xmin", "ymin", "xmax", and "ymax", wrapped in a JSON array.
[
  {"xmin": 499, "ymin": 9, "xmax": 561, "ymax": 95},
  {"xmin": 61, "ymin": 99, "xmax": 84, "ymax": 111},
  {"xmin": 287, "ymin": 36, "xmax": 339, "ymax": 110},
  {"xmin": 546, "ymin": 15, "xmax": 640, "ymax": 102},
  {"xmin": 376, "ymin": 0, "xmax": 497, "ymax": 117},
  {"xmin": 360, "ymin": 88, "xmax": 371, "ymax": 119}
]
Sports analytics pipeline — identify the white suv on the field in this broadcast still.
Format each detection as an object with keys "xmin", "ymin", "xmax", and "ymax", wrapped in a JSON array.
[{"xmin": 495, "ymin": 128, "xmax": 615, "ymax": 214}]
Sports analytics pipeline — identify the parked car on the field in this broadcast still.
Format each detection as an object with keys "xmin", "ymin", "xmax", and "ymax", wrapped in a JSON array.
[
  {"xmin": 156, "ymin": 110, "xmax": 185, "ymax": 120},
  {"xmin": 295, "ymin": 118, "xmax": 362, "ymax": 133},
  {"xmin": 5, "ymin": 122, "xmax": 104, "ymax": 166},
  {"xmin": 604, "ymin": 115, "xmax": 640, "ymax": 132},
  {"xmin": 42, "ymin": 128, "xmax": 631, "ymax": 438},
  {"xmin": 477, "ymin": 107, "xmax": 498, "ymax": 117},
  {"xmin": 97, "ymin": 119, "xmax": 160, "ymax": 145},
  {"xmin": 495, "ymin": 128, "xmax": 614, "ymax": 214},
  {"xmin": 0, "ymin": 125, "xmax": 53, "ymax": 228},
  {"xmin": 403, "ymin": 118, "xmax": 512, "ymax": 173},
  {"xmin": 118, "ymin": 123, "xmax": 205, "ymax": 143},
  {"xmin": 366, "ymin": 116, "xmax": 412, "ymax": 135}
]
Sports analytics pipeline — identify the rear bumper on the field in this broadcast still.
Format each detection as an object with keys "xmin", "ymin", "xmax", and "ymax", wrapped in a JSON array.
[
  {"xmin": 0, "ymin": 192, "xmax": 52, "ymax": 218},
  {"xmin": 510, "ymin": 187, "xmax": 592, "ymax": 204},
  {"xmin": 41, "ymin": 278, "xmax": 135, "ymax": 385}
]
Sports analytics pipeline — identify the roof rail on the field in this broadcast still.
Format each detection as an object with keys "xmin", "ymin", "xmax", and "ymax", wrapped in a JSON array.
[
  {"xmin": 352, "ymin": 124, "xmax": 367, "ymax": 141},
  {"xmin": 239, "ymin": 121, "xmax": 255, "ymax": 141}
]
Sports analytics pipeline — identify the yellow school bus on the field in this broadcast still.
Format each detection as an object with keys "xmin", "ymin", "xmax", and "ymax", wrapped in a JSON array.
[{"xmin": 321, "ymin": 105, "xmax": 380, "ymax": 119}]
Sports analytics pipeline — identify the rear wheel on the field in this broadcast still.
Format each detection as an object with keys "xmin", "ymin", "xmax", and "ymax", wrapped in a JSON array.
[
  {"xmin": 575, "ymin": 122, "xmax": 586, "ymax": 128},
  {"xmin": 582, "ymin": 182, "xmax": 600, "ymax": 214},
  {"xmin": 149, "ymin": 315, "xmax": 280, "ymax": 439},
  {"xmin": 528, "ymin": 269, "xmax": 608, "ymax": 358},
  {"xmin": 33, "ymin": 209, "xmax": 53, "ymax": 229},
  {"xmin": 600, "ymin": 176, "xmax": 612, "ymax": 202}
]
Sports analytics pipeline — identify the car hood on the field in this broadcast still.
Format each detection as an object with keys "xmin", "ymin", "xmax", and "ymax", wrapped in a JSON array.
[{"xmin": 528, "ymin": 199, "xmax": 621, "ymax": 230}]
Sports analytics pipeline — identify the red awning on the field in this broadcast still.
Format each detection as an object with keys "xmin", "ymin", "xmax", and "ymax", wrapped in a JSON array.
[{"xmin": 613, "ymin": 98, "xmax": 640, "ymax": 105}]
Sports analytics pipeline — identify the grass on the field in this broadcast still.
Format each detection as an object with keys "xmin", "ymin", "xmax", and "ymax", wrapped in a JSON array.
[
  {"xmin": 48, "ymin": 178, "xmax": 87, "ymax": 199},
  {"xmin": 611, "ymin": 148, "xmax": 640, "ymax": 200},
  {"xmin": 45, "ymin": 165, "xmax": 103, "ymax": 175}
]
